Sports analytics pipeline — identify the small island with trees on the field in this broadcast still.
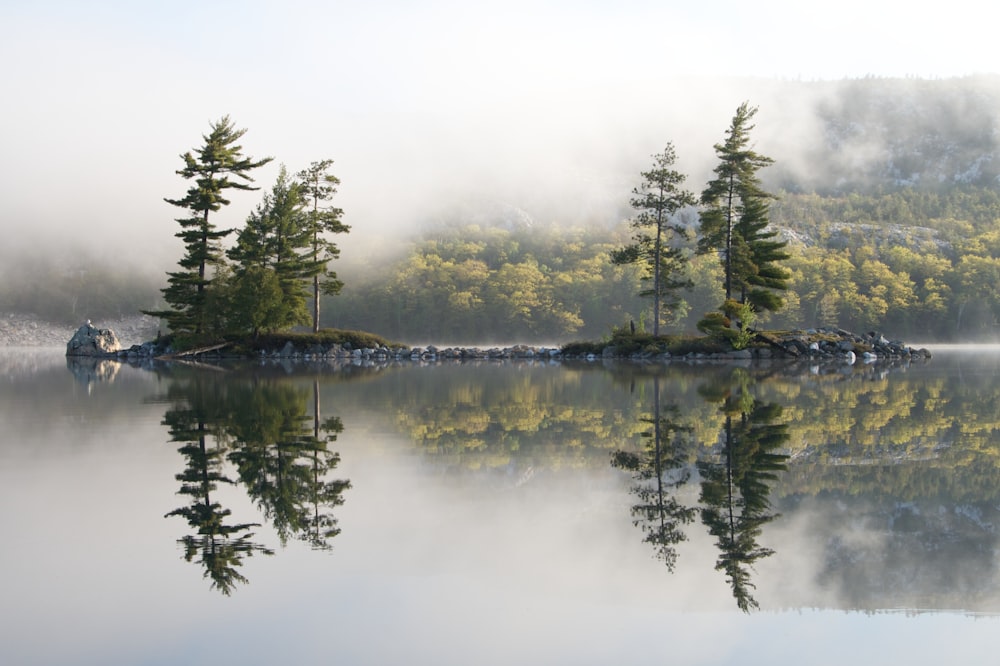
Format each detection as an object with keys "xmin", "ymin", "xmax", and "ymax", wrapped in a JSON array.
[{"xmin": 74, "ymin": 102, "xmax": 932, "ymax": 365}]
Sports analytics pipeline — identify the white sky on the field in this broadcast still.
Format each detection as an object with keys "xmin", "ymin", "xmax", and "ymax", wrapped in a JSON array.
[{"xmin": 1, "ymin": 0, "xmax": 996, "ymax": 269}]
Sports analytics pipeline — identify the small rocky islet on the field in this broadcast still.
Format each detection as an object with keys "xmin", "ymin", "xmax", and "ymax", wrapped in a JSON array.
[{"xmin": 63, "ymin": 320, "xmax": 931, "ymax": 365}]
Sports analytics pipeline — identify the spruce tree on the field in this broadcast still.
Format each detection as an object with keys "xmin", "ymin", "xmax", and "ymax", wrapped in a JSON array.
[
  {"xmin": 296, "ymin": 160, "xmax": 349, "ymax": 333},
  {"xmin": 698, "ymin": 102, "xmax": 788, "ymax": 319},
  {"xmin": 611, "ymin": 143, "xmax": 696, "ymax": 336},
  {"xmin": 149, "ymin": 116, "xmax": 272, "ymax": 338},
  {"xmin": 227, "ymin": 167, "xmax": 322, "ymax": 335}
]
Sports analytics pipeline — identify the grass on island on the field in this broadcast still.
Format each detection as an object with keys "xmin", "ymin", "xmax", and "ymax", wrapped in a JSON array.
[
  {"xmin": 163, "ymin": 328, "xmax": 404, "ymax": 355},
  {"xmin": 561, "ymin": 329, "xmax": 735, "ymax": 357}
]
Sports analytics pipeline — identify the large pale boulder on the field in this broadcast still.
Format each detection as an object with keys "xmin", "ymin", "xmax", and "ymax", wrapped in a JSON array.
[{"xmin": 65, "ymin": 323, "xmax": 121, "ymax": 357}]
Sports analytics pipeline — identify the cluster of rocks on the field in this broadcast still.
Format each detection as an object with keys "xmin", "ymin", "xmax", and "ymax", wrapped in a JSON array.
[
  {"xmin": 248, "ymin": 342, "xmax": 568, "ymax": 363},
  {"xmin": 152, "ymin": 340, "xmax": 565, "ymax": 363},
  {"xmin": 764, "ymin": 327, "xmax": 932, "ymax": 362}
]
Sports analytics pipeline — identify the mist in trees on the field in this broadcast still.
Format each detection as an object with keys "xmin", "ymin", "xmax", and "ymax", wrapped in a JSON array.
[{"xmin": 10, "ymin": 80, "xmax": 1000, "ymax": 343}]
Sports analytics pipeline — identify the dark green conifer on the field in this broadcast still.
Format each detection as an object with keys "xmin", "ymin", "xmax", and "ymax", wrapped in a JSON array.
[
  {"xmin": 296, "ymin": 160, "xmax": 350, "ymax": 332},
  {"xmin": 611, "ymin": 143, "xmax": 696, "ymax": 335},
  {"xmin": 698, "ymin": 103, "xmax": 788, "ymax": 318},
  {"xmin": 148, "ymin": 116, "xmax": 272, "ymax": 338}
]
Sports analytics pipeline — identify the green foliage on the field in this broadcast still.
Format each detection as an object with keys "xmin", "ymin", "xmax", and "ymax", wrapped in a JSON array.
[
  {"xmin": 227, "ymin": 167, "xmax": 320, "ymax": 335},
  {"xmin": 243, "ymin": 328, "xmax": 400, "ymax": 353},
  {"xmin": 696, "ymin": 312, "xmax": 731, "ymax": 336},
  {"xmin": 699, "ymin": 102, "xmax": 788, "ymax": 316},
  {"xmin": 611, "ymin": 143, "xmax": 697, "ymax": 335},
  {"xmin": 330, "ymin": 223, "xmax": 648, "ymax": 342},
  {"xmin": 149, "ymin": 116, "xmax": 272, "ymax": 336},
  {"xmin": 560, "ymin": 340, "xmax": 606, "ymax": 356},
  {"xmin": 721, "ymin": 299, "xmax": 756, "ymax": 350},
  {"xmin": 297, "ymin": 159, "xmax": 349, "ymax": 332}
]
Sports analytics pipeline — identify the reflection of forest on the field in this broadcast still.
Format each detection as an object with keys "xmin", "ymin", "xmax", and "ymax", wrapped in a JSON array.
[
  {"xmin": 161, "ymin": 369, "xmax": 350, "ymax": 594},
  {"xmin": 384, "ymin": 359, "xmax": 1000, "ymax": 503},
  {"xmin": 378, "ymin": 357, "xmax": 1000, "ymax": 611},
  {"xmin": 143, "ymin": 354, "xmax": 1000, "ymax": 609},
  {"xmin": 611, "ymin": 369, "xmax": 790, "ymax": 610}
]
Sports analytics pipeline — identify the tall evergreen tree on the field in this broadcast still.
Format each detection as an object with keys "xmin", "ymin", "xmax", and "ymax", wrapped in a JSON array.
[
  {"xmin": 736, "ymin": 194, "xmax": 791, "ymax": 313},
  {"xmin": 698, "ymin": 102, "xmax": 788, "ymax": 318},
  {"xmin": 227, "ymin": 166, "xmax": 322, "ymax": 335},
  {"xmin": 611, "ymin": 144, "xmax": 696, "ymax": 335},
  {"xmin": 296, "ymin": 160, "xmax": 350, "ymax": 332},
  {"xmin": 149, "ymin": 116, "xmax": 272, "ymax": 338}
]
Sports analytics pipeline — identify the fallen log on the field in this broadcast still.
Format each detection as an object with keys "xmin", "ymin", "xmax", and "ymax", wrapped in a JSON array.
[{"xmin": 155, "ymin": 342, "xmax": 231, "ymax": 360}]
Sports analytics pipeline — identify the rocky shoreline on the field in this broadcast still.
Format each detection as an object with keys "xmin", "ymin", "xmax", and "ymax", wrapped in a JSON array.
[
  {"xmin": 5, "ymin": 311, "xmax": 930, "ymax": 366},
  {"xmin": 86, "ymin": 327, "xmax": 932, "ymax": 367}
]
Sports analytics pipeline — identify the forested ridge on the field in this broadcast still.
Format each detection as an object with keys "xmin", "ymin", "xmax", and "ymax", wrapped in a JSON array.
[
  {"xmin": 325, "ymin": 183, "xmax": 1000, "ymax": 342},
  {"xmin": 5, "ymin": 76, "xmax": 1000, "ymax": 343}
]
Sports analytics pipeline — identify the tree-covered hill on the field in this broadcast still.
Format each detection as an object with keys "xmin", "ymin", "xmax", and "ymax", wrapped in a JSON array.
[{"xmin": 5, "ymin": 77, "xmax": 1000, "ymax": 343}]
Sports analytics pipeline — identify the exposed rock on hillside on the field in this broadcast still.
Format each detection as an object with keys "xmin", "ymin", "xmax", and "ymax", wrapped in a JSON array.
[{"xmin": 0, "ymin": 313, "xmax": 158, "ymax": 347}]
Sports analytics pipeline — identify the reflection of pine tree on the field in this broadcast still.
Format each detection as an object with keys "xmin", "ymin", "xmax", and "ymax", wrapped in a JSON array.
[
  {"xmin": 302, "ymin": 381, "xmax": 351, "ymax": 549},
  {"xmin": 224, "ymin": 379, "xmax": 350, "ymax": 550},
  {"xmin": 163, "ymin": 377, "xmax": 273, "ymax": 596},
  {"xmin": 611, "ymin": 377, "xmax": 696, "ymax": 571},
  {"xmin": 162, "ymin": 371, "xmax": 351, "ymax": 594},
  {"xmin": 698, "ymin": 373, "xmax": 790, "ymax": 612}
]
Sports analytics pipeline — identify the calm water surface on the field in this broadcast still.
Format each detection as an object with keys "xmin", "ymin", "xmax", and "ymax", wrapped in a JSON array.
[{"xmin": 2, "ymin": 347, "xmax": 999, "ymax": 665}]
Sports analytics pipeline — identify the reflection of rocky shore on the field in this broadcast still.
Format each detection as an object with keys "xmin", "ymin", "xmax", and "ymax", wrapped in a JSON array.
[{"xmin": 66, "ymin": 356, "xmax": 121, "ymax": 386}]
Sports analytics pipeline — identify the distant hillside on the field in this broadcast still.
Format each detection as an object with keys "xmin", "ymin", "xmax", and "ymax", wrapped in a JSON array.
[{"xmin": 769, "ymin": 75, "xmax": 1000, "ymax": 193}]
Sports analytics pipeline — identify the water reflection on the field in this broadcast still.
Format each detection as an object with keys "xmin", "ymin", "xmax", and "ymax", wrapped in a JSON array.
[
  {"xmin": 696, "ymin": 370, "xmax": 790, "ymax": 612},
  {"xmin": 610, "ymin": 377, "xmax": 696, "ymax": 572},
  {"xmin": 160, "ymin": 369, "xmax": 350, "ymax": 594},
  {"xmin": 43, "ymin": 350, "xmax": 1000, "ymax": 613},
  {"xmin": 610, "ymin": 367, "xmax": 790, "ymax": 611},
  {"xmin": 65, "ymin": 355, "xmax": 121, "ymax": 390}
]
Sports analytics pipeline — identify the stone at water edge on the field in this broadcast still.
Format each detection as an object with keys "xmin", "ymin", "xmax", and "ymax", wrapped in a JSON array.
[{"xmin": 65, "ymin": 323, "xmax": 122, "ymax": 357}]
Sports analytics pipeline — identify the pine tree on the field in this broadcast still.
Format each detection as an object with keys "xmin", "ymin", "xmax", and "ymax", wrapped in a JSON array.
[
  {"xmin": 296, "ymin": 160, "xmax": 350, "ymax": 333},
  {"xmin": 698, "ymin": 102, "xmax": 788, "ymax": 318},
  {"xmin": 148, "ymin": 116, "xmax": 272, "ymax": 338},
  {"xmin": 611, "ymin": 144, "xmax": 696, "ymax": 335},
  {"xmin": 736, "ymin": 194, "xmax": 791, "ymax": 313},
  {"xmin": 227, "ymin": 167, "xmax": 322, "ymax": 335}
]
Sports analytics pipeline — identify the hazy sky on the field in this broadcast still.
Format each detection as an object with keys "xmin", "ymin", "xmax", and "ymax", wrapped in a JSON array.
[{"xmin": 1, "ymin": 0, "xmax": 996, "ymax": 269}]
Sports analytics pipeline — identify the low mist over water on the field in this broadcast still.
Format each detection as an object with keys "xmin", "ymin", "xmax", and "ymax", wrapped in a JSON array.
[{"xmin": 3, "ymin": 347, "xmax": 1000, "ymax": 663}]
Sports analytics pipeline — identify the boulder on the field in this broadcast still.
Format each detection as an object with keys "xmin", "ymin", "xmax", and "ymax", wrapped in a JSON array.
[{"xmin": 65, "ymin": 323, "xmax": 122, "ymax": 357}]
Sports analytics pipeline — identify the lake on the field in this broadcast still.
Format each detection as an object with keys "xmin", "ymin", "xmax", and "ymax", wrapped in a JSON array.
[{"xmin": 2, "ymin": 346, "xmax": 999, "ymax": 665}]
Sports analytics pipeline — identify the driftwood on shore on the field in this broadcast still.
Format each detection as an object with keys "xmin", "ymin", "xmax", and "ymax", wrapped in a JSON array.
[{"xmin": 154, "ymin": 342, "xmax": 231, "ymax": 360}]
